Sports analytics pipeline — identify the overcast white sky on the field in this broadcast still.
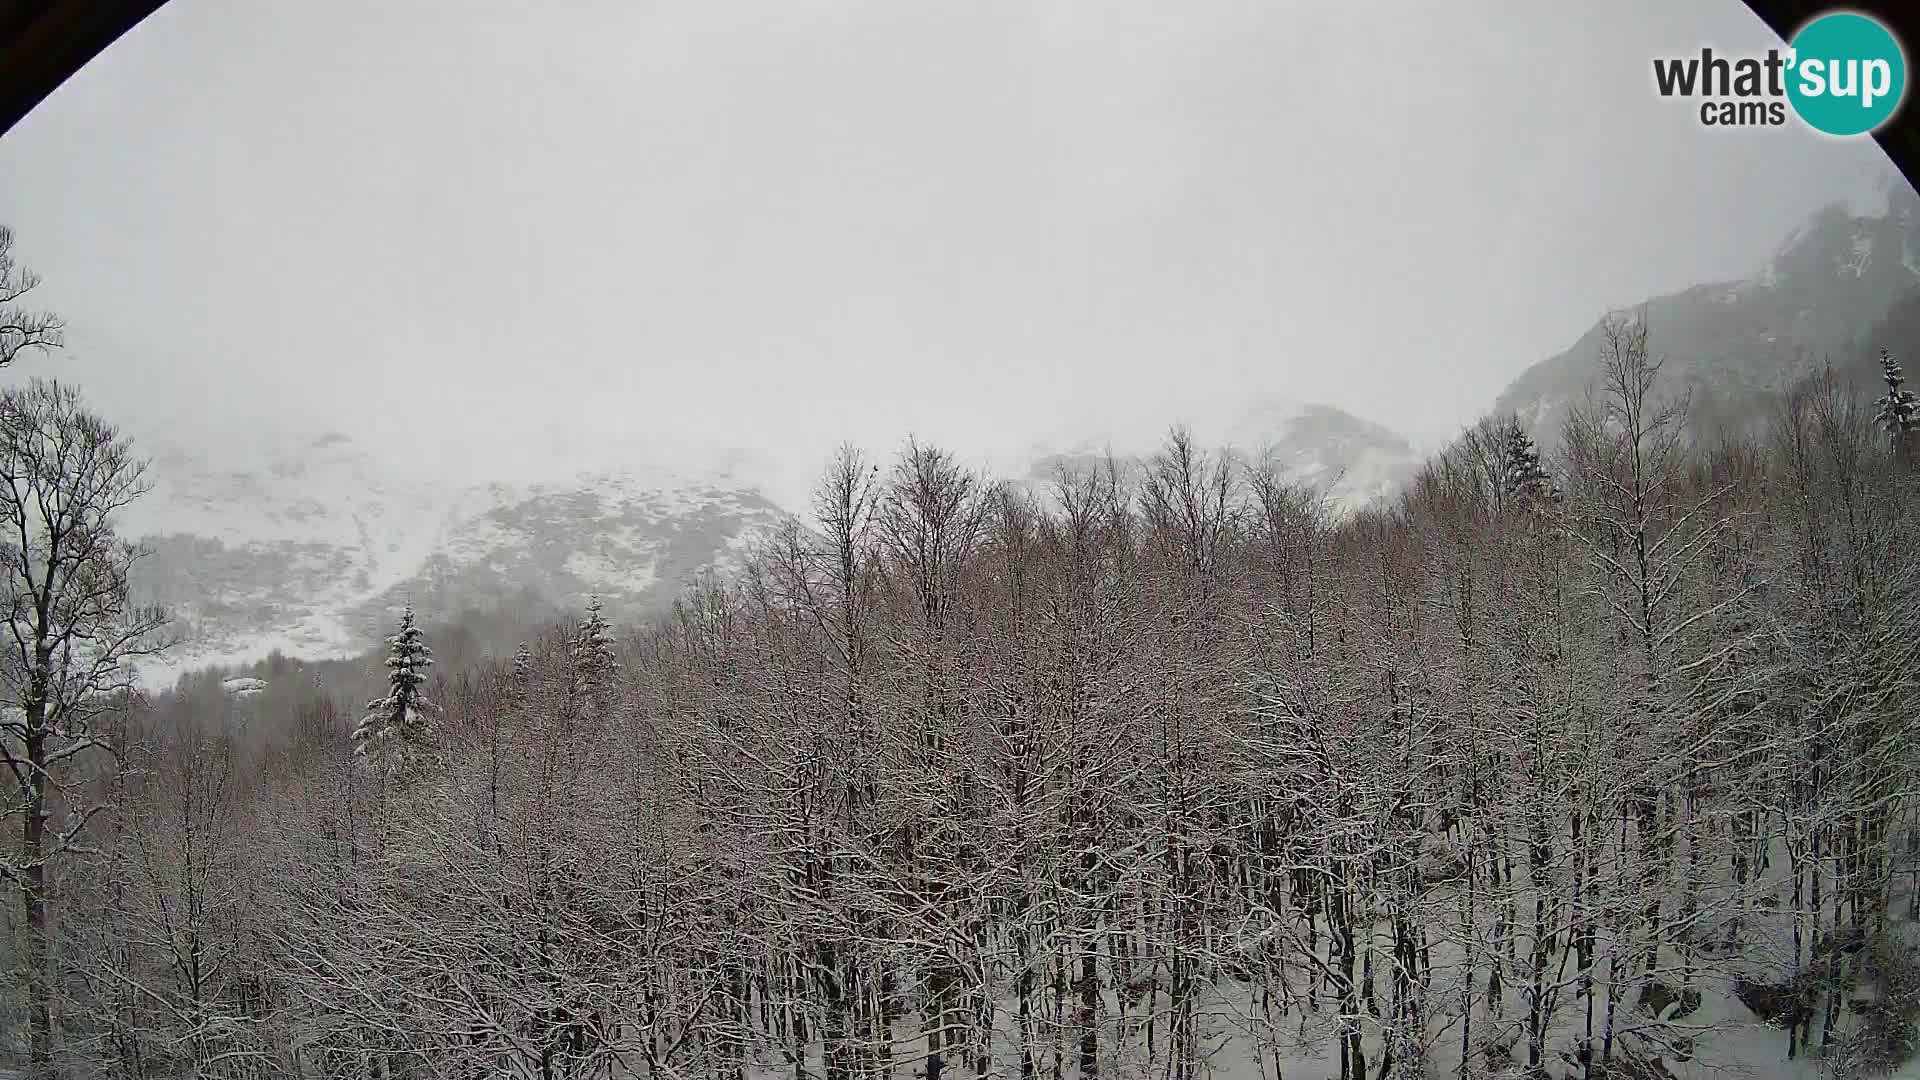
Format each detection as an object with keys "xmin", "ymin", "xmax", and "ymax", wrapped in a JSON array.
[{"xmin": 0, "ymin": 0, "xmax": 1903, "ymax": 492}]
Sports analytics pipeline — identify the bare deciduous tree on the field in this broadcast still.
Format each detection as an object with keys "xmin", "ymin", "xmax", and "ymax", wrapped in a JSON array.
[
  {"xmin": 0, "ymin": 379, "xmax": 168, "ymax": 1078},
  {"xmin": 0, "ymin": 229, "xmax": 63, "ymax": 369}
]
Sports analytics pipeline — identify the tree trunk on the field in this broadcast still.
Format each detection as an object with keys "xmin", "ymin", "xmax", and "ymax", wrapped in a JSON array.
[{"xmin": 23, "ymin": 698, "xmax": 53, "ymax": 1080}]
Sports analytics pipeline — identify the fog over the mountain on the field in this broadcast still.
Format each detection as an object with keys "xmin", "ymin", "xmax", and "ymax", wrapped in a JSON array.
[
  {"xmin": 0, "ymin": 0, "xmax": 1900, "ymax": 507},
  {"xmin": 16, "ymin": 7, "xmax": 1920, "ymax": 1077}
]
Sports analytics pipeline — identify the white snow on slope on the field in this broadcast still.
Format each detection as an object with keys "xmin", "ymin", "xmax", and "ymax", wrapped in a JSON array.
[
  {"xmin": 122, "ymin": 433, "xmax": 790, "ymax": 689},
  {"xmin": 1021, "ymin": 395, "xmax": 1423, "ymax": 515},
  {"xmin": 119, "ymin": 401, "xmax": 1419, "ymax": 687}
]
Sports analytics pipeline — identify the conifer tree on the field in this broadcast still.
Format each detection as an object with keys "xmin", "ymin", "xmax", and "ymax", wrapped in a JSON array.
[
  {"xmin": 573, "ymin": 595, "xmax": 617, "ymax": 704},
  {"xmin": 1873, "ymin": 348, "xmax": 1917, "ymax": 458},
  {"xmin": 351, "ymin": 604, "xmax": 438, "ymax": 776},
  {"xmin": 1502, "ymin": 420, "xmax": 1552, "ymax": 507},
  {"xmin": 511, "ymin": 640, "xmax": 533, "ymax": 702}
]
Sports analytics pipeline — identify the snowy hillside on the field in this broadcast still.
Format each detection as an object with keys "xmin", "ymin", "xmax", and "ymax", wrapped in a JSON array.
[
  {"xmin": 1494, "ymin": 164, "xmax": 1920, "ymax": 444},
  {"xmin": 1021, "ymin": 396, "xmax": 1424, "ymax": 514},
  {"xmin": 121, "ymin": 432, "xmax": 787, "ymax": 687},
  {"xmin": 114, "ymin": 394, "xmax": 1423, "ymax": 686}
]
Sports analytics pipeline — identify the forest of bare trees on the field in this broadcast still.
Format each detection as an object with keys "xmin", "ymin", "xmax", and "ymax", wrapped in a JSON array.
[{"xmin": 5, "ymin": 311, "xmax": 1920, "ymax": 1080}]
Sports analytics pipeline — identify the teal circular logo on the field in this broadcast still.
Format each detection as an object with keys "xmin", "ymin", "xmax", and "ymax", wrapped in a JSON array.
[{"xmin": 1786, "ymin": 13, "xmax": 1906, "ymax": 136}]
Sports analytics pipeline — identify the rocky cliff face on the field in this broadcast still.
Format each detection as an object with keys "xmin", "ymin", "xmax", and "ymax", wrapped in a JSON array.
[
  {"xmin": 120, "ymin": 432, "xmax": 785, "ymax": 687},
  {"xmin": 1493, "ymin": 172, "xmax": 1920, "ymax": 444}
]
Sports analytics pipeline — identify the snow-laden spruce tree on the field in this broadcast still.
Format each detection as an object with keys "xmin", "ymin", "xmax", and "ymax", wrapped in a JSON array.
[
  {"xmin": 511, "ymin": 639, "xmax": 533, "ymax": 697},
  {"xmin": 573, "ymin": 595, "xmax": 617, "ymax": 706},
  {"xmin": 1501, "ymin": 420, "xmax": 1553, "ymax": 507},
  {"xmin": 351, "ymin": 604, "xmax": 438, "ymax": 776},
  {"xmin": 1873, "ymin": 347, "xmax": 1917, "ymax": 458}
]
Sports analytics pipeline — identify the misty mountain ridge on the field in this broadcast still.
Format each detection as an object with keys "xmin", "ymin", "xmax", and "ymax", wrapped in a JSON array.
[
  {"xmin": 121, "ymin": 164, "xmax": 1920, "ymax": 687},
  {"xmin": 121, "ymin": 394, "xmax": 1428, "ymax": 686},
  {"xmin": 1020, "ymin": 396, "xmax": 1423, "ymax": 512},
  {"xmin": 122, "ymin": 430, "xmax": 787, "ymax": 688},
  {"xmin": 1495, "ymin": 166, "xmax": 1920, "ymax": 443}
]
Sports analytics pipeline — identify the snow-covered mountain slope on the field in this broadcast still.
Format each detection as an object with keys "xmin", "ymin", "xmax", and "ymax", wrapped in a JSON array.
[
  {"xmin": 1494, "ymin": 165, "xmax": 1920, "ymax": 444},
  {"xmin": 1020, "ymin": 396, "xmax": 1424, "ymax": 514},
  {"xmin": 119, "ymin": 397, "xmax": 1419, "ymax": 687},
  {"xmin": 121, "ymin": 433, "xmax": 786, "ymax": 688}
]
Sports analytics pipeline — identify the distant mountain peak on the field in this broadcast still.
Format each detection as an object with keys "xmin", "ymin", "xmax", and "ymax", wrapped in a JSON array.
[
  {"xmin": 1830, "ymin": 155, "xmax": 1906, "ymax": 222},
  {"xmin": 1494, "ymin": 170, "xmax": 1920, "ymax": 448},
  {"xmin": 123, "ymin": 437, "xmax": 790, "ymax": 689}
]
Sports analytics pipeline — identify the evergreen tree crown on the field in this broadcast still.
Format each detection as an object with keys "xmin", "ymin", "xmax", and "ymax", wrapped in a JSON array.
[
  {"xmin": 350, "ymin": 603, "xmax": 438, "ymax": 774},
  {"xmin": 1875, "ymin": 347, "xmax": 1918, "ymax": 444}
]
